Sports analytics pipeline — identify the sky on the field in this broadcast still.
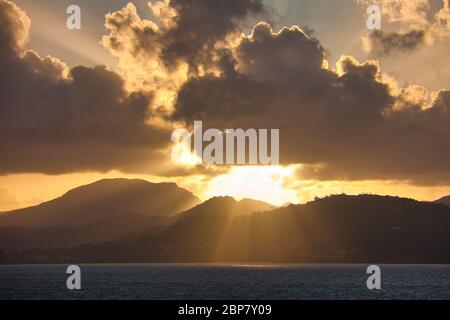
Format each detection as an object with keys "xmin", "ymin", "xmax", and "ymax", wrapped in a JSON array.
[{"xmin": 1, "ymin": 0, "xmax": 450, "ymax": 210}]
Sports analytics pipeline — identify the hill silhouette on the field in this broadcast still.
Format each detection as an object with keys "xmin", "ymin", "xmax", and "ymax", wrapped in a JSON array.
[
  {"xmin": 5, "ymin": 194, "xmax": 450, "ymax": 264},
  {"xmin": 117, "ymin": 194, "xmax": 450, "ymax": 263},
  {"xmin": 0, "ymin": 179, "xmax": 201, "ymax": 227},
  {"xmin": 435, "ymin": 195, "xmax": 450, "ymax": 207},
  {"xmin": 0, "ymin": 190, "xmax": 272, "ymax": 252}
]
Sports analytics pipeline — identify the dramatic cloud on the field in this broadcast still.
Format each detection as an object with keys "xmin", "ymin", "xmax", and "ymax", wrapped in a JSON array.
[
  {"xmin": 0, "ymin": 0, "xmax": 266, "ymax": 176},
  {"xmin": 160, "ymin": 0, "xmax": 264, "ymax": 70},
  {"xmin": 363, "ymin": 30, "xmax": 426, "ymax": 56},
  {"xmin": 1, "ymin": 0, "xmax": 450, "ymax": 186},
  {"xmin": 0, "ymin": 0, "xmax": 169, "ymax": 174},
  {"xmin": 101, "ymin": 0, "xmax": 264, "ymax": 113},
  {"xmin": 171, "ymin": 22, "xmax": 450, "ymax": 185},
  {"xmin": 360, "ymin": 0, "xmax": 450, "ymax": 56},
  {"xmin": 0, "ymin": 0, "xmax": 29, "ymax": 55},
  {"xmin": 432, "ymin": 0, "xmax": 450, "ymax": 38},
  {"xmin": 102, "ymin": 0, "xmax": 264, "ymax": 71}
]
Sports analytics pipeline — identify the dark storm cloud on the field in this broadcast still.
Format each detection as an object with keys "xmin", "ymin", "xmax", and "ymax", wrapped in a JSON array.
[
  {"xmin": 0, "ymin": 0, "xmax": 169, "ymax": 174},
  {"xmin": 171, "ymin": 23, "xmax": 450, "ymax": 185},
  {"xmin": 161, "ymin": 0, "xmax": 264, "ymax": 70},
  {"xmin": 365, "ymin": 30, "xmax": 426, "ymax": 56},
  {"xmin": 235, "ymin": 22, "xmax": 326, "ymax": 81}
]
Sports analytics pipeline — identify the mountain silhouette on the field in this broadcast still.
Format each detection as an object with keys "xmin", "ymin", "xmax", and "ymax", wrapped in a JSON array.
[
  {"xmin": 141, "ymin": 196, "xmax": 274, "ymax": 254},
  {"xmin": 180, "ymin": 196, "xmax": 273, "ymax": 217},
  {"xmin": 51, "ymin": 194, "xmax": 450, "ymax": 264},
  {"xmin": 0, "ymin": 196, "xmax": 272, "ymax": 251},
  {"xmin": 3, "ymin": 193, "xmax": 450, "ymax": 264},
  {"xmin": 435, "ymin": 195, "xmax": 450, "ymax": 207},
  {"xmin": 0, "ymin": 179, "xmax": 200, "ymax": 227}
]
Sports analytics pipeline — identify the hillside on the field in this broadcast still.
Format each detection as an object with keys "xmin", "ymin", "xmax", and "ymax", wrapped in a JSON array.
[
  {"xmin": 0, "ymin": 213, "xmax": 178, "ymax": 250},
  {"xmin": 0, "ymin": 179, "xmax": 201, "ymax": 227},
  {"xmin": 0, "ymin": 193, "xmax": 272, "ymax": 252},
  {"xmin": 0, "ymin": 195, "xmax": 450, "ymax": 263},
  {"xmin": 126, "ymin": 194, "xmax": 450, "ymax": 263},
  {"xmin": 435, "ymin": 195, "xmax": 450, "ymax": 207},
  {"xmin": 6, "ymin": 194, "xmax": 450, "ymax": 264}
]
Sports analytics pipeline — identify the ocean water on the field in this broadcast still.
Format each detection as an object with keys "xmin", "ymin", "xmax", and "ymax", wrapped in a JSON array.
[{"xmin": 1, "ymin": 264, "xmax": 450, "ymax": 300}]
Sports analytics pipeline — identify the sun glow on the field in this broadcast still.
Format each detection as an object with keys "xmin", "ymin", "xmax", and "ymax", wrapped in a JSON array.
[
  {"xmin": 206, "ymin": 166, "xmax": 299, "ymax": 206},
  {"xmin": 170, "ymin": 133, "xmax": 202, "ymax": 166}
]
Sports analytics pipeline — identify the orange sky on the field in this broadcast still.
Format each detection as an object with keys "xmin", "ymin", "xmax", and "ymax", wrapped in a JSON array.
[{"xmin": 1, "ymin": 169, "xmax": 450, "ymax": 211}]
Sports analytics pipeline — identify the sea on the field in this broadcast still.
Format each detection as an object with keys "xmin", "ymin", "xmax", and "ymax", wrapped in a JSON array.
[{"xmin": 1, "ymin": 264, "xmax": 450, "ymax": 300}]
